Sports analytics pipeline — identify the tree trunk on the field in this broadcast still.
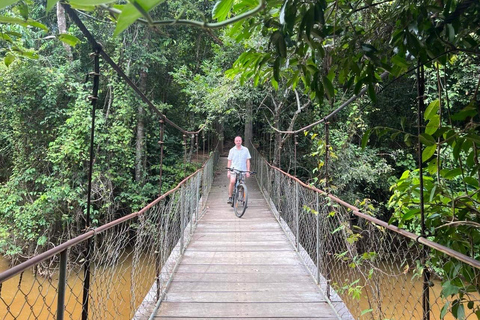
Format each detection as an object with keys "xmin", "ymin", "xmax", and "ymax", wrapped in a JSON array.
[
  {"xmin": 56, "ymin": 3, "xmax": 72, "ymax": 60},
  {"xmin": 135, "ymin": 70, "xmax": 147, "ymax": 184},
  {"xmin": 244, "ymin": 100, "xmax": 253, "ymax": 149}
]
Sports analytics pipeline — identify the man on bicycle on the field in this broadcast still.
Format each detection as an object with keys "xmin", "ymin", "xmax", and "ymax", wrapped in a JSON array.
[{"xmin": 227, "ymin": 136, "xmax": 251, "ymax": 204}]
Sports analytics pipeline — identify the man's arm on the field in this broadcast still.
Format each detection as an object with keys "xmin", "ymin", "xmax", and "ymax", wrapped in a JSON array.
[
  {"xmin": 246, "ymin": 159, "xmax": 251, "ymax": 178},
  {"xmin": 227, "ymin": 159, "xmax": 232, "ymax": 177}
]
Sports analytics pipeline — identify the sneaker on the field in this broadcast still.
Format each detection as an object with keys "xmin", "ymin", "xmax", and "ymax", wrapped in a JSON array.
[{"xmin": 227, "ymin": 197, "xmax": 233, "ymax": 204}]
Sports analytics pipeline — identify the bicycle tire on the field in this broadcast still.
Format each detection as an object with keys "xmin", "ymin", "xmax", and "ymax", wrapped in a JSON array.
[{"xmin": 234, "ymin": 183, "xmax": 248, "ymax": 218}]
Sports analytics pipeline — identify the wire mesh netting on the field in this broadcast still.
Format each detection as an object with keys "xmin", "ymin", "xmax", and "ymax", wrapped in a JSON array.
[
  {"xmin": 0, "ymin": 150, "xmax": 218, "ymax": 320},
  {"xmin": 251, "ymin": 146, "xmax": 480, "ymax": 320}
]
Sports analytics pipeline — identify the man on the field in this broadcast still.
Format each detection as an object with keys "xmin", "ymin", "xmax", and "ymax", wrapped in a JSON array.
[{"xmin": 227, "ymin": 136, "xmax": 251, "ymax": 204}]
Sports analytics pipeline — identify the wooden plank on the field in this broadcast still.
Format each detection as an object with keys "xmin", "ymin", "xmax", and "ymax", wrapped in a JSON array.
[
  {"xmin": 170, "ymin": 271, "xmax": 314, "ymax": 283},
  {"xmin": 166, "ymin": 281, "xmax": 319, "ymax": 292},
  {"xmin": 154, "ymin": 302, "xmax": 338, "ymax": 318},
  {"xmin": 174, "ymin": 264, "xmax": 309, "ymax": 275},
  {"xmin": 179, "ymin": 251, "xmax": 302, "ymax": 265},
  {"xmin": 163, "ymin": 291, "xmax": 326, "ymax": 303}
]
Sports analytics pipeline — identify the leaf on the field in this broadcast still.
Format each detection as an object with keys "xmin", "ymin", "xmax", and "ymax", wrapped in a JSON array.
[
  {"xmin": 58, "ymin": 34, "xmax": 81, "ymax": 47},
  {"xmin": 0, "ymin": 0, "xmax": 19, "ymax": 10},
  {"xmin": 46, "ymin": 0, "xmax": 60, "ymax": 12},
  {"xmin": 422, "ymin": 145, "xmax": 436, "ymax": 162},
  {"xmin": 442, "ymin": 280, "xmax": 460, "ymax": 297},
  {"xmin": 58, "ymin": 33, "xmax": 81, "ymax": 47},
  {"xmin": 273, "ymin": 57, "xmax": 281, "ymax": 82},
  {"xmin": 212, "ymin": 0, "xmax": 234, "ymax": 21},
  {"xmin": 425, "ymin": 115, "xmax": 440, "ymax": 135},
  {"xmin": 322, "ymin": 75, "xmax": 334, "ymax": 99},
  {"xmin": 0, "ymin": 33, "xmax": 13, "ymax": 42},
  {"xmin": 402, "ymin": 208, "xmax": 420, "ymax": 221},
  {"xmin": 465, "ymin": 133, "xmax": 480, "ymax": 145},
  {"xmin": 424, "ymin": 99, "xmax": 440, "ymax": 121},
  {"xmin": 0, "ymin": 17, "xmax": 48, "ymax": 31},
  {"xmin": 453, "ymin": 138, "xmax": 464, "ymax": 160},
  {"xmin": 113, "ymin": 0, "xmax": 165, "ymax": 36},
  {"xmin": 419, "ymin": 133, "xmax": 436, "ymax": 146},
  {"xmin": 271, "ymin": 31, "xmax": 286, "ymax": 58},
  {"xmin": 361, "ymin": 129, "xmax": 372, "ymax": 149},
  {"xmin": 18, "ymin": 1, "xmax": 29, "ymax": 20},
  {"xmin": 391, "ymin": 55, "xmax": 409, "ymax": 68},
  {"xmin": 427, "ymin": 158, "xmax": 438, "ymax": 175},
  {"xmin": 463, "ymin": 177, "xmax": 479, "ymax": 187},
  {"xmin": 70, "ymin": 0, "xmax": 117, "ymax": 5},
  {"xmin": 442, "ymin": 168, "xmax": 463, "ymax": 179},
  {"xmin": 361, "ymin": 309, "xmax": 373, "ymax": 316},
  {"xmin": 440, "ymin": 301, "xmax": 450, "ymax": 319},
  {"xmin": 4, "ymin": 53, "xmax": 15, "ymax": 67},
  {"xmin": 451, "ymin": 106, "xmax": 477, "ymax": 121}
]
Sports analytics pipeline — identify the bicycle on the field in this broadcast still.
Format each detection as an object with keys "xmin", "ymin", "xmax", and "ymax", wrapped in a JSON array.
[{"xmin": 226, "ymin": 167, "xmax": 256, "ymax": 218}]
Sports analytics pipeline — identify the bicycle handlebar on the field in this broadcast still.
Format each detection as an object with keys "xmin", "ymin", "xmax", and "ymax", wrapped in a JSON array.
[{"xmin": 225, "ymin": 167, "xmax": 256, "ymax": 174}]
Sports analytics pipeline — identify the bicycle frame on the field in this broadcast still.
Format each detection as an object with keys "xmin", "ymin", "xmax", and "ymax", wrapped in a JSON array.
[{"xmin": 226, "ymin": 167, "xmax": 252, "ymax": 218}]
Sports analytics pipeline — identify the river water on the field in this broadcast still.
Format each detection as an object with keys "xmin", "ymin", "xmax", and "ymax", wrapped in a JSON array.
[{"xmin": 0, "ymin": 254, "xmax": 155, "ymax": 320}]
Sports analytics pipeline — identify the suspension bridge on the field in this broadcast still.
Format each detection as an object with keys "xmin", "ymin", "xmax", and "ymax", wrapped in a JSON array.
[{"xmin": 1, "ymin": 146, "xmax": 479, "ymax": 320}]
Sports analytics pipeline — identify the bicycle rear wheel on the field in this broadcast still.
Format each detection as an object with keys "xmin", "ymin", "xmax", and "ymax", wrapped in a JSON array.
[{"xmin": 233, "ymin": 183, "xmax": 248, "ymax": 218}]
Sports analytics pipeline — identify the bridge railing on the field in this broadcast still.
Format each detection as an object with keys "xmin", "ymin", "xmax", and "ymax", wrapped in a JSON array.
[
  {"xmin": 0, "ymin": 149, "xmax": 219, "ymax": 320},
  {"xmin": 250, "ymin": 145, "xmax": 480, "ymax": 320}
]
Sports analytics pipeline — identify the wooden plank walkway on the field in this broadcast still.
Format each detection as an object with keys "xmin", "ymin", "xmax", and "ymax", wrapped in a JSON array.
[{"xmin": 152, "ymin": 157, "xmax": 341, "ymax": 319}]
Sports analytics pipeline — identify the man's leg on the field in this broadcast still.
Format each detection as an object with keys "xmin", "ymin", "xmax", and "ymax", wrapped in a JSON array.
[{"xmin": 227, "ymin": 174, "xmax": 236, "ymax": 203}]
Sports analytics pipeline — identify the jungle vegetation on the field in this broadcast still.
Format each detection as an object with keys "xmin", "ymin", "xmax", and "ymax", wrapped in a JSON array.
[{"xmin": 1, "ymin": 0, "xmax": 479, "ymax": 318}]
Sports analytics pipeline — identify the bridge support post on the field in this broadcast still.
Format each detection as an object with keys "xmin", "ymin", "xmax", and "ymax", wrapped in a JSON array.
[
  {"xmin": 315, "ymin": 193, "xmax": 320, "ymax": 285},
  {"xmin": 417, "ymin": 64, "xmax": 430, "ymax": 320},
  {"xmin": 295, "ymin": 181, "xmax": 299, "ymax": 251},
  {"xmin": 190, "ymin": 179, "xmax": 194, "ymax": 235},
  {"xmin": 57, "ymin": 250, "xmax": 67, "ymax": 320},
  {"xmin": 180, "ymin": 185, "xmax": 185, "ymax": 254}
]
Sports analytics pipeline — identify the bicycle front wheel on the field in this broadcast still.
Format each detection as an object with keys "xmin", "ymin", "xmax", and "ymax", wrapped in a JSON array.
[{"xmin": 233, "ymin": 183, "xmax": 248, "ymax": 218}]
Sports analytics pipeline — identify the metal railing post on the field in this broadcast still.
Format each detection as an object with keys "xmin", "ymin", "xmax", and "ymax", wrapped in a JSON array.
[
  {"xmin": 260, "ymin": 158, "xmax": 263, "ymax": 191},
  {"xmin": 316, "ymin": 193, "xmax": 320, "ymax": 285},
  {"xmin": 295, "ymin": 181, "xmax": 299, "ymax": 251},
  {"xmin": 82, "ymin": 45, "xmax": 101, "ymax": 320},
  {"xmin": 180, "ymin": 185, "xmax": 185, "ymax": 254},
  {"xmin": 57, "ymin": 250, "xmax": 67, "ymax": 320},
  {"xmin": 417, "ymin": 64, "xmax": 430, "ymax": 320},
  {"xmin": 189, "ymin": 180, "xmax": 194, "ymax": 235},
  {"xmin": 196, "ymin": 174, "xmax": 200, "ymax": 222}
]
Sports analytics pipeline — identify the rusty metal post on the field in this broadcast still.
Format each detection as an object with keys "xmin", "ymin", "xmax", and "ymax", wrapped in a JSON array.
[
  {"xmin": 295, "ymin": 181, "xmax": 299, "ymax": 251},
  {"xmin": 57, "ymin": 250, "xmax": 67, "ymax": 320},
  {"xmin": 325, "ymin": 122, "xmax": 330, "ymax": 192},
  {"xmin": 156, "ymin": 118, "xmax": 165, "ymax": 301},
  {"xmin": 324, "ymin": 122, "xmax": 331, "ymax": 300},
  {"xmin": 294, "ymin": 134, "xmax": 298, "ymax": 176},
  {"xmin": 195, "ymin": 134, "xmax": 199, "ymax": 163},
  {"xmin": 316, "ymin": 192, "xmax": 320, "ymax": 285},
  {"xmin": 278, "ymin": 145, "xmax": 282, "ymax": 170},
  {"xmin": 417, "ymin": 64, "xmax": 430, "ymax": 320},
  {"xmin": 180, "ymin": 185, "xmax": 185, "ymax": 254},
  {"xmin": 183, "ymin": 134, "xmax": 187, "ymax": 179},
  {"xmin": 82, "ymin": 47, "xmax": 100, "ymax": 320},
  {"xmin": 269, "ymin": 134, "xmax": 272, "ymax": 162},
  {"xmin": 158, "ymin": 119, "xmax": 165, "ymax": 196}
]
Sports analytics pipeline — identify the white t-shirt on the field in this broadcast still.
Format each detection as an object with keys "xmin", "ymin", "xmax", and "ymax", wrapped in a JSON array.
[{"xmin": 228, "ymin": 146, "xmax": 251, "ymax": 171}]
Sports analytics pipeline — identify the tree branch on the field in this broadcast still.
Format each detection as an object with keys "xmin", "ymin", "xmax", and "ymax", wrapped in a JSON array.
[{"xmin": 100, "ymin": 0, "xmax": 266, "ymax": 30}]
